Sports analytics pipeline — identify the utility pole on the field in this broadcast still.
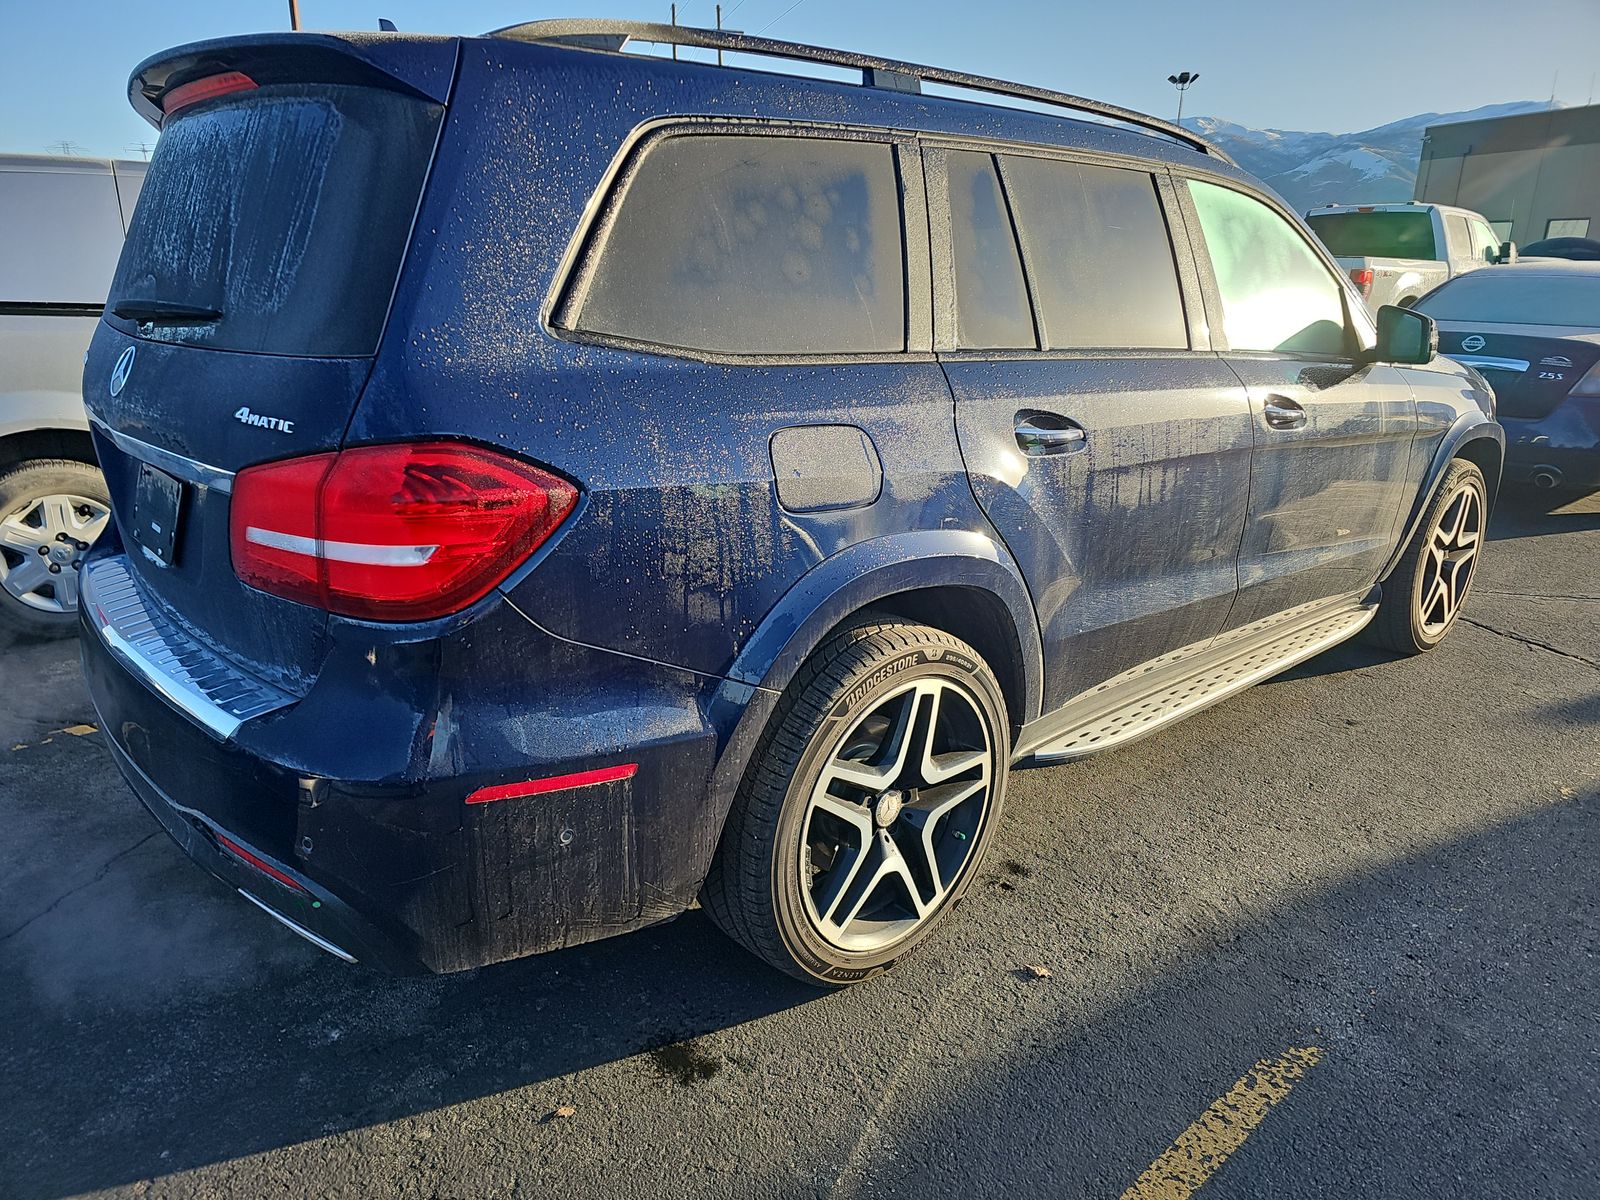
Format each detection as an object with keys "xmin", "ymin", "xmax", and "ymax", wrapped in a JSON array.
[
  {"xmin": 717, "ymin": 4, "xmax": 723, "ymax": 65},
  {"xmin": 671, "ymin": 4, "xmax": 678, "ymax": 59},
  {"xmin": 288, "ymin": 0, "xmax": 300, "ymax": 31}
]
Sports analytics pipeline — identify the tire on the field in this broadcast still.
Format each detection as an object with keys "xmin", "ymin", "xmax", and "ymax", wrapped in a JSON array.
[
  {"xmin": 703, "ymin": 621, "xmax": 1010, "ymax": 986},
  {"xmin": 1369, "ymin": 458, "xmax": 1487, "ymax": 654},
  {"xmin": 1396, "ymin": 296, "xmax": 1419, "ymax": 309},
  {"xmin": 0, "ymin": 458, "xmax": 111, "ymax": 643}
]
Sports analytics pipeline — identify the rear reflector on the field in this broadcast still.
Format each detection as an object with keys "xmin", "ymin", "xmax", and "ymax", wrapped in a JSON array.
[
  {"xmin": 230, "ymin": 441, "xmax": 577, "ymax": 621},
  {"xmin": 161, "ymin": 71, "xmax": 258, "ymax": 118},
  {"xmin": 466, "ymin": 764, "xmax": 639, "ymax": 805},
  {"xmin": 216, "ymin": 833, "xmax": 309, "ymax": 894}
]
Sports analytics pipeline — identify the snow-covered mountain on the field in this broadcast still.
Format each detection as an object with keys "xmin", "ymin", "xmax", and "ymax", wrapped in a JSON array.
[{"xmin": 1182, "ymin": 102, "xmax": 1553, "ymax": 212}]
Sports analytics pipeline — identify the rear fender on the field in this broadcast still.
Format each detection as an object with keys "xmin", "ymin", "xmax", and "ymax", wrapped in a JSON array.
[{"xmin": 696, "ymin": 530, "xmax": 1042, "ymax": 881}]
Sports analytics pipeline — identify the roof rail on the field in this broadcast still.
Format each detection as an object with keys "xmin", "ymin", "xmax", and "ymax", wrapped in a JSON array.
[{"xmin": 487, "ymin": 19, "xmax": 1233, "ymax": 165}]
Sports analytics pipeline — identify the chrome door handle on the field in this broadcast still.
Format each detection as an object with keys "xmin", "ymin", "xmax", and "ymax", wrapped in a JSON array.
[
  {"xmin": 1263, "ymin": 396, "xmax": 1307, "ymax": 429},
  {"xmin": 1014, "ymin": 418, "xmax": 1087, "ymax": 456}
]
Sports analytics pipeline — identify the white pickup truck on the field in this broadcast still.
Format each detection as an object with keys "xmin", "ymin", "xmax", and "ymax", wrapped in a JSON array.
[{"xmin": 1305, "ymin": 202, "xmax": 1508, "ymax": 310}]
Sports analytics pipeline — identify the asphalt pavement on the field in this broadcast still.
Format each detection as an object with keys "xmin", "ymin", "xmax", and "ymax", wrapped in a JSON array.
[{"xmin": 2, "ymin": 488, "xmax": 1596, "ymax": 1200}]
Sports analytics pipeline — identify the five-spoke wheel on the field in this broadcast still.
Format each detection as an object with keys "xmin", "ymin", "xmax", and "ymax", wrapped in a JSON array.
[
  {"xmin": 1371, "ymin": 458, "xmax": 1488, "ymax": 654},
  {"xmin": 704, "ymin": 622, "xmax": 1009, "ymax": 985}
]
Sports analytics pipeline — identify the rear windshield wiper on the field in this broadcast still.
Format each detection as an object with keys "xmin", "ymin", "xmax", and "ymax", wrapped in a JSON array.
[{"xmin": 112, "ymin": 298, "xmax": 223, "ymax": 326}]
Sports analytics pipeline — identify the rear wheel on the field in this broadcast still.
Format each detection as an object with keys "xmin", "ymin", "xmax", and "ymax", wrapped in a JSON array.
[
  {"xmin": 1370, "ymin": 459, "xmax": 1486, "ymax": 654},
  {"xmin": 703, "ymin": 622, "xmax": 1009, "ymax": 985},
  {"xmin": 0, "ymin": 459, "xmax": 111, "ymax": 642}
]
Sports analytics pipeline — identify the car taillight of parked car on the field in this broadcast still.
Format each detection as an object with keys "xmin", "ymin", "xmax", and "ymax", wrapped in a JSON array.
[
  {"xmin": 1569, "ymin": 359, "xmax": 1600, "ymax": 398},
  {"xmin": 1348, "ymin": 267, "xmax": 1374, "ymax": 297},
  {"xmin": 229, "ymin": 442, "xmax": 577, "ymax": 621}
]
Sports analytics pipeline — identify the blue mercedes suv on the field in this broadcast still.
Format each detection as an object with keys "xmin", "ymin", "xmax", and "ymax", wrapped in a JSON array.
[{"xmin": 80, "ymin": 20, "xmax": 1502, "ymax": 984}]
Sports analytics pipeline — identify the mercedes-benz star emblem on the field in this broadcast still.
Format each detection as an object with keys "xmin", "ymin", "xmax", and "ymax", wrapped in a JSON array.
[{"xmin": 109, "ymin": 346, "xmax": 136, "ymax": 397}]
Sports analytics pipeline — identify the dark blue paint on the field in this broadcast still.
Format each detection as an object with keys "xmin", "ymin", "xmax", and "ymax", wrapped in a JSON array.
[{"xmin": 80, "ymin": 30, "xmax": 1501, "ymax": 974}]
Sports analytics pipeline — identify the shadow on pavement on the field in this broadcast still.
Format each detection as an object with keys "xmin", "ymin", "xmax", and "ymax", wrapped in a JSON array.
[{"xmin": 840, "ymin": 791, "xmax": 1600, "ymax": 1199}]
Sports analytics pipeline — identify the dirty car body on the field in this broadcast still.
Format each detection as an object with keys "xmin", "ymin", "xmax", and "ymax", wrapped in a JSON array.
[{"xmin": 80, "ymin": 23, "xmax": 1502, "ymax": 975}]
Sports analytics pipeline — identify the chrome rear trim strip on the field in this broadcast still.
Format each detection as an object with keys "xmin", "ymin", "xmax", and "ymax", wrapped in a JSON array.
[
  {"xmin": 82, "ymin": 554, "xmax": 293, "ymax": 741},
  {"xmin": 86, "ymin": 413, "xmax": 236, "ymax": 494},
  {"xmin": 237, "ymin": 890, "xmax": 358, "ymax": 963}
]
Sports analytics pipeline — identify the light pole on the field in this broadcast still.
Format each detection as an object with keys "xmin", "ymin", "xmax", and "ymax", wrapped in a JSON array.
[{"xmin": 1167, "ymin": 71, "xmax": 1199, "ymax": 123}]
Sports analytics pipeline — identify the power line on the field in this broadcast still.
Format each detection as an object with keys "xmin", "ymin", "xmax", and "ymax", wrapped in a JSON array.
[{"xmin": 756, "ymin": 0, "xmax": 808, "ymax": 35}]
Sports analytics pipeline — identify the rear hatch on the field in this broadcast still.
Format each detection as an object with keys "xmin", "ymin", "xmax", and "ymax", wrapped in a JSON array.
[{"xmin": 85, "ymin": 34, "xmax": 453, "ymax": 691}]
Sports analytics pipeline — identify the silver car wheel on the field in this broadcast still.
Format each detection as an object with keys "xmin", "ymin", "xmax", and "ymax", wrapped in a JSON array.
[
  {"xmin": 800, "ymin": 677, "xmax": 996, "ymax": 953},
  {"xmin": 1416, "ymin": 480, "xmax": 1482, "ymax": 638},
  {"xmin": 0, "ymin": 492, "xmax": 110, "ymax": 614}
]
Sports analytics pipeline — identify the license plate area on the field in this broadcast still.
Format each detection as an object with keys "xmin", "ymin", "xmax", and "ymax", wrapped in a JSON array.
[{"xmin": 131, "ymin": 463, "xmax": 184, "ymax": 567}]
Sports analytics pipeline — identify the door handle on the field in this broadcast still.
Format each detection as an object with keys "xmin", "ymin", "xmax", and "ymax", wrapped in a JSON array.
[
  {"xmin": 1014, "ymin": 416, "xmax": 1087, "ymax": 456},
  {"xmin": 1263, "ymin": 396, "xmax": 1307, "ymax": 429}
]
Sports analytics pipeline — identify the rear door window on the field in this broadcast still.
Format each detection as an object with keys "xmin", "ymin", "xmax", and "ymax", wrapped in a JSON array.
[
  {"xmin": 1445, "ymin": 215, "xmax": 1472, "ymax": 261},
  {"xmin": 1190, "ymin": 181, "xmax": 1350, "ymax": 358},
  {"xmin": 570, "ymin": 133, "xmax": 907, "ymax": 356},
  {"xmin": 943, "ymin": 150, "xmax": 1033, "ymax": 349},
  {"xmin": 109, "ymin": 83, "xmax": 442, "ymax": 357},
  {"xmin": 998, "ymin": 156, "xmax": 1187, "ymax": 350}
]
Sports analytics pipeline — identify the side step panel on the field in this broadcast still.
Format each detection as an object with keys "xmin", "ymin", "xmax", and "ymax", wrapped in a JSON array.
[{"xmin": 1016, "ymin": 594, "xmax": 1377, "ymax": 765}]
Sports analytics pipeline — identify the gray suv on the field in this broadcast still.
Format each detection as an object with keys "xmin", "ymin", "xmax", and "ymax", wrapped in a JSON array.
[{"xmin": 0, "ymin": 154, "xmax": 144, "ymax": 640}]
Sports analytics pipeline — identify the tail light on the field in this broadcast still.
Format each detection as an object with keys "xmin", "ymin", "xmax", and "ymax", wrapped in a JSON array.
[
  {"xmin": 161, "ymin": 71, "xmax": 258, "ymax": 119},
  {"xmin": 1348, "ymin": 267, "xmax": 1374, "ymax": 297},
  {"xmin": 230, "ymin": 442, "xmax": 577, "ymax": 621},
  {"xmin": 1570, "ymin": 358, "xmax": 1600, "ymax": 398}
]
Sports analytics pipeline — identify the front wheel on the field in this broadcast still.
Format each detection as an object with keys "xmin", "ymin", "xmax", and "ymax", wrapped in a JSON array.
[
  {"xmin": 703, "ymin": 622, "xmax": 1010, "ymax": 985},
  {"xmin": 1369, "ymin": 459, "xmax": 1487, "ymax": 654}
]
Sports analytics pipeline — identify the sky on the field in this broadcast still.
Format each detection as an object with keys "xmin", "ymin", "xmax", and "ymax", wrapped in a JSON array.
[{"xmin": 4, "ymin": 0, "xmax": 1599, "ymax": 159}]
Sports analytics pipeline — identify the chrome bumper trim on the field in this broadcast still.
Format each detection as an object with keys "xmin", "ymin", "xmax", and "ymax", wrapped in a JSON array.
[
  {"xmin": 86, "ymin": 413, "xmax": 236, "ymax": 494},
  {"xmin": 82, "ymin": 555, "xmax": 293, "ymax": 741},
  {"xmin": 237, "ymin": 890, "xmax": 358, "ymax": 963}
]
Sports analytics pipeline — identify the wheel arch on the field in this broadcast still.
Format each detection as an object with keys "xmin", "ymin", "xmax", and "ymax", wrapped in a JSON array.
[
  {"xmin": 695, "ymin": 530, "xmax": 1043, "ymax": 887},
  {"xmin": 0, "ymin": 427, "xmax": 97, "ymax": 470},
  {"xmin": 1381, "ymin": 414, "xmax": 1504, "ymax": 582}
]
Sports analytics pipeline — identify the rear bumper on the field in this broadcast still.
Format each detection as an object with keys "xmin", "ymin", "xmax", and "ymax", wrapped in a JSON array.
[
  {"xmin": 1501, "ymin": 398, "xmax": 1600, "ymax": 488},
  {"xmin": 80, "ymin": 551, "xmax": 735, "ymax": 974}
]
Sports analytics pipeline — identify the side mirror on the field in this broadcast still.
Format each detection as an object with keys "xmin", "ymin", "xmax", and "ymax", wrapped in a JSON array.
[
  {"xmin": 1497, "ymin": 241, "xmax": 1518, "ymax": 264},
  {"xmin": 1372, "ymin": 304, "xmax": 1437, "ymax": 365}
]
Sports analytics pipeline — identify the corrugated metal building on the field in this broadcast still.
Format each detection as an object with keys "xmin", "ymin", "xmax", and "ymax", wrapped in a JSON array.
[{"xmin": 1414, "ymin": 104, "xmax": 1600, "ymax": 246}]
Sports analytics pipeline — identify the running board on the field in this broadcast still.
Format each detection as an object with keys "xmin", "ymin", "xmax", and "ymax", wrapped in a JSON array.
[{"xmin": 1016, "ymin": 595, "xmax": 1377, "ymax": 765}]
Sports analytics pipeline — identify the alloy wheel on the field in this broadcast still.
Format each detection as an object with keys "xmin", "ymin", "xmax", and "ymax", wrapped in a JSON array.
[
  {"xmin": 1416, "ymin": 480, "xmax": 1482, "ymax": 638},
  {"xmin": 800, "ymin": 677, "xmax": 996, "ymax": 952},
  {"xmin": 0, "ymin": 493, "xmax": 110, "ymax": 614}
]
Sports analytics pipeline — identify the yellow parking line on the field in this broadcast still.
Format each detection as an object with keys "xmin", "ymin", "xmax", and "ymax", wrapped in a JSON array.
[{"xmin": 1118, "ymin": 1045, "xmax": 1323, "ymax": 1200}]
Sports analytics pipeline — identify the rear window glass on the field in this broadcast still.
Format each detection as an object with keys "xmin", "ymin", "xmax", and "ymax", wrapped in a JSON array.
[
  {"xmin": 1415, "ymin": 271, "xmax": 1600, "ymax": 326},
  {"xmin": 998, "ymin": 157, "xmax": 1187, "ymax": 350},
  {"xmin": 944, "ymin": 150, "xmax": 1033, "ymax": 349},
  {"xmin": 108, "ymin": 83, "xmax": 441, "ymax": 357},
  {"xmin": 1306, "ymin": 211, "xmax": 1439, "ymax": 260},
  {"xmin": 571, "ymin": 134, "xmax": 906, "ymax": 356}
]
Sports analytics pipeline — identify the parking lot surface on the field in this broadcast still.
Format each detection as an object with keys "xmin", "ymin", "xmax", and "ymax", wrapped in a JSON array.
[{"xmin": 2, "ymin": 490, "xmax": 1596, "ymax": 1200}]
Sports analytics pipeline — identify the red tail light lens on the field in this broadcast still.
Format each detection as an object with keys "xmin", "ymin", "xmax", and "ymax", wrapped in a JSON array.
[
  {"xmin": 1348, "ymin": 267, "xmax": 1374, "ymax": 297},
  {"xmin": 161, "ymin": 71, "xmax": 258, "ymax": 119},
  {"xmin": 230, "ymin": 442, "xmax": 577, "ymax": 621}
]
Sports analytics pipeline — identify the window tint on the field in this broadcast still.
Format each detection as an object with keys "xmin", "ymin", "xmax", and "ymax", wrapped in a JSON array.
[
  {"xmin": 1445, "ymin": 215, "xmax": 1472, "ymax": 260},
  {"xmin": 1190, "ymin": 181, "xmax": 1349, "ymax": 357},
  {"xmin": 574, "ymin": 134, "xmax": 906, "ymax": 355},
  {"xmin": 1000, "ymin": 156, "xmax": 1186, "ymax": 349},
  {"xmin": 1416, "ymin": 271, "xmax": 1600, "ymax": 326},
  {"xmin": 944, "ymin": 150, "xmax": 1032, "ymax": 349}
]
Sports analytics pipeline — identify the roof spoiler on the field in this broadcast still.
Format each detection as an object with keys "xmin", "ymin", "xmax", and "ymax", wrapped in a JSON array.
[{"xmin": 127, "ymin": 32, "xmax": 457, "ymax": 128}]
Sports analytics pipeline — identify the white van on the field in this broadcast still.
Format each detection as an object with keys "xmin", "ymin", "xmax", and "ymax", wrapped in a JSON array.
[{"xmin": 0, "ymin": 154, "xmax": 145, "ymax": 639}]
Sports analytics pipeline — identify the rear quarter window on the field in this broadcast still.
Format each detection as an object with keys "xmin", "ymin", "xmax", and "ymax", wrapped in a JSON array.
[
  {"xmin": 567, "ymin": 133, "xmax": 907, "ymax": 356},
  {"xmin": 997, "ymin": 156, "xmax": 1187, "ymax": 350}
]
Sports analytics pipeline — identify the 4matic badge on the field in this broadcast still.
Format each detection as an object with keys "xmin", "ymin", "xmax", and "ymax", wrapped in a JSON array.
[{"xmin": 234, "ymin": 406, "xmax": 295, "ymax": 434}]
